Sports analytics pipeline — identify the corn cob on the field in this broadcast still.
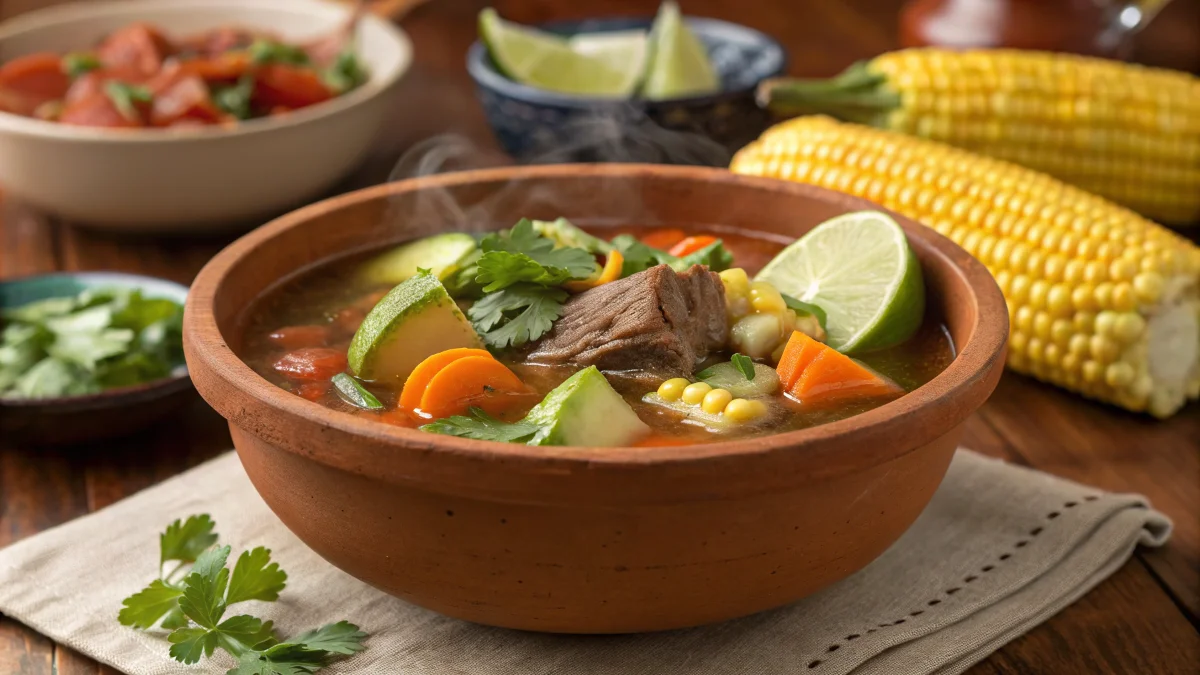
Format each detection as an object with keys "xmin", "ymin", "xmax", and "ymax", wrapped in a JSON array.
[
  {"xmin": 758, "ymin": 49, "xmax": 1200, "ymax": 224},
  {"xmin": 731, "ymin": 115, "xmax": 1200, "ymax": 418}
]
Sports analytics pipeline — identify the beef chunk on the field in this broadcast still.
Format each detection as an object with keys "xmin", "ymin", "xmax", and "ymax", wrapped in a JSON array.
[{"xmin": 527, "ymin": 264, "xmax": 728, "ymax": 379}]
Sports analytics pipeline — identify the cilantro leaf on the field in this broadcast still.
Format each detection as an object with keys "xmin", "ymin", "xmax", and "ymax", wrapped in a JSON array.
[
  {"xmin": 475, "ymin": 251, "xmax": 577, "ymax": 292},
  {"xmin": 161, "ymin": 606, "xmax": 190, "ymax": 630},
  {"xmin": 179, "ymin": 546, "xmax": 231, "ymax": 629},
  {"xmin": 214, "ymin": 74, "xmax": 256, "ymax": 120},
  {"xmin": 168, "ymin": 626, "xmax": 218, "ymax": 664},
  {"xmin": 118, "ymin": 579, "xmax": 186, "ymax": 629},
  {"xmin": 467, "ymin": 283, "xmax": 567, "ymax": 348},
  {"xmin": 480, "ymin": 219, "xmax": 596, "ymax": 280},
  {"xmin": 673, "ymin": 240, "xmax": 734, "ymax": 272},
  {"xmin": 322, "ymin": 47, "xmax": 369, "ymax": 94},
  {"xmin": 422, "ymin": 407, "xmax": 540, "ymax": 443},
  {"xmin": 225, "ymin": 547, "xmax": 288, "ymax": 605},
  {"xmin": 610, "ymin": 234, "xmax": 678, "ymax": 277},
  {"xmin": 287, "ymin": 621, "xmax": 367, "ymax": 655},
  {"xmin": 731, "ymin": 353, "xmax": 756, "ymax": 381},
  {"xmin": 61, "ymin": 52, "xmax": 101, "ymax": 78},
  {"xmin": 214, "ymin": 615, "xmax": 278, "ymax": 656},
  {"xmin": 8, "ymin": 357, "xmax": 97, "ymax": 399},
  {"xmin": 231, "ymin": 644, "xmax": 328, "ymax": 675},
  {"xmin": 161, "ymin": 514, "xmax": 219, "ymax": 567},
  {"xmin": 2, "ymin": 296, "xmax": 77, "ymax": 322},
  {"xmin": 782, "ymin": 294, "xmax": 828, "ymax": 332},
  {"xmin": 104, "ymin": 81, "xmax": 152, "ymax": 121}
]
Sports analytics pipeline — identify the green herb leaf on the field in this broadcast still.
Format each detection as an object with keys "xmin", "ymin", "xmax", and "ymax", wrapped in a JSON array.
[
  {"xmin": 467, "ymin": 283, "xmax": 567, "ymax": 349},
  {"xmin": 422, "ymin": 407, "xmax": 540, "ymax": 443},
  {"xmin": 3, "ymin": 296, "xmax": 76, "ymax": 322},
  {"xmin": 225, "ymin": 547, "xmax": 289, "ymax": 605},
  {"xmin": 673, "ymin": 240, "xmax": 734, "ymax": 272},
  {"xmin": 230, "ymin": 644, "xmax": 328, "ymax": 675},
  {"xmin": 214, "ymin": 615, "xmax": 278, "ymax": 656},
  {"xmin": 60, "ymin": 52, "xmax": 101, "ymax": 78},
  {"xmin": 248, "ymin": 39, "xmax": 310, "ymax": 66},
  {"xmin": 168, "ymin": 626, "xmax": 218, "ymax": 664},
  {"xmin": 475, "ymin": 251, "xmax": 577, "ymax": 292},
  {"xmin": 330, "ymin": 373, "xmax": 382, "ymax": 410},
  {"xmin": 731, "ymin": 353, "xmax": 756, "ymax": 381},
  {"xmin": 179, "ymin": 546, "xmax": 231, "ymax": 629},
  {"xmin": 161, "ymin": 514, "xmax": 219, "ymax": 567},
  {"xmin": 321, "ymin": 47, "xmax": 369, "ymax": 94},
  {"xmin": 213, "ymin": 74, "xmax": 256, "ymax": 120},
  {"xmin": 480, "ymin": 219, "xmax": 596, "ymax": 281},
  {"xmin": 117, "ymin": 579, "xmax": 186, "ymax": 629},
  {"xmin": 104, "ymin": 81, "xmax": 152, "ymax": 121},
  {"xmin": 8, "ymin": 357, "xmax": 97, "ymax": 399},
  {"xmin": 610, "ymin": 234, "xmax": 679, "ymax": 277},
  {"xmin": 287, "ymin": 621, "xmax": 368, "ymax": 655},
  {"xmin": 782, "ymin": 293, "xmax": 828, "ymax": 332}
]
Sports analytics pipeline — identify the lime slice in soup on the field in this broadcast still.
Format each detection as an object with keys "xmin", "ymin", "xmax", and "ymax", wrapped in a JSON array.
[
  {"xmin": 755, "ymin": 211, "xmax": 925, "ymax": 354},
  {"xmin": 480, "ymin": 9, "xmax": 644, "ymax": 97},
  {"xmin": 640, "ymin": 1, "xmax": 720, "ymax": 100}
]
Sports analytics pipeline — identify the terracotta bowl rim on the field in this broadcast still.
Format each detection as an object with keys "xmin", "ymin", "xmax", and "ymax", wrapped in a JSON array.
[{"xmin": 184, "ymin": 163, "xmax": 1007, "ymax": 477}]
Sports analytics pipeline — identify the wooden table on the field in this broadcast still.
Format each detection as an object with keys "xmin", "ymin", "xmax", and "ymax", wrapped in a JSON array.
[{"xmin": 2, "ymin": 0, "xmax": 1198, "ymax": 672}]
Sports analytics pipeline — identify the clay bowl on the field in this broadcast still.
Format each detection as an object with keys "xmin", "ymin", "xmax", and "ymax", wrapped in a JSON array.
[{"xmin": 184, "ymin": 164, "xmax": 1008, "ymax": 634}]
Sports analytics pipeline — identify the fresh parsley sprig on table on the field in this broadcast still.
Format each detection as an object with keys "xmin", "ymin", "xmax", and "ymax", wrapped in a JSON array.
[{"xmin": 119, "ymin": 515, "xmax": 367, "ymax": 674}]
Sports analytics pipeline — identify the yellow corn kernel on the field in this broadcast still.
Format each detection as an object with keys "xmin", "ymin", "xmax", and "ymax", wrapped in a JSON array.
[
  {"xmin": 681, "ymin": 382, "xmax": 713, "ymax": 405},
  {"xmin": 724, "ymin": 398, "xmax": 767, "ymax": 423},
  {"xmin": 719, "ymin": 268, "xmax": 751, "ymax": 297},
  {"xmin": 657, "ymin": 378, "xmax": 691, "ymax": 402},
  {"xmin": 702, "ymin": 388, "xmax": 734, "ymax": 414},
  {"xmin": 749, "ymin": 281, "xmax": 787, "ymax": 314}
]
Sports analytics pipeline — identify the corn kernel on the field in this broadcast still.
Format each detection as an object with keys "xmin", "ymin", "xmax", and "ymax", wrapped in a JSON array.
[
  {"xmin": 681, "ymin": 382, "xmax": 713, "ymax": 405},
  {"xmin": 724, "ymin": 398, "xmax": 767, "ymax": 423},
  {"xmin": 657, "ymin": 378, "xmax": 691, "ymax": 402},
  {"xmin": 1105, "ymin": 362, "xmax": 1135, "ymax": 388},
  {"xmin": 702, "ymin": 388, "xmax": 734, "ymax": 414},
  {"xmin": 750, "ymin": 281, "xmax": 787, "ymax": 314},
  {"xmin": 1112, "ymin": 313, "xmax": 1146, "ymax": 343},
  {"xmin": 1089, "ymin": 335, "xmax": 1120, "ymax": 363},
  {"xmin": 1132, "ymin": 272, "xmax": 1163, "ymax": 304},
  {"xmin": 719, "ymin": 268, "xmax": 751, "ymax": 297}
]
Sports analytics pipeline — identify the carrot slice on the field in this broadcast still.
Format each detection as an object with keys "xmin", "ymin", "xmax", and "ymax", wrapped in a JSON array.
[
  {"xmin": 419, "ymin": 356, "xmax": 527, "ymax": 419},
  {"xmin": 253, "ymin": 64, "xmax": 332, "ymax": 109},
  {"xmin": 401, "ymin": 348, "xmax": 494, "ymax": 411},
  {"xmin": 668, "ymin": 235, "xmax": 718, "ymax": 258},
  {"xmin": 789, "ymin": 350, "xmax": 903, "ymax": 407},
  {"xmin": 775, "ymin": 331, "xmax": 827, "ymax": 391},
  {"xmin": 639, "ymin": 228, "xmax": 686, "ymax": 251}
]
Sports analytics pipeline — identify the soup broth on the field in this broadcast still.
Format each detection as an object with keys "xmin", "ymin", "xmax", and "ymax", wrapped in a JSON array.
[{"xmin": 240, "ymin": 225, "xmax": 955, "ymax": 445}]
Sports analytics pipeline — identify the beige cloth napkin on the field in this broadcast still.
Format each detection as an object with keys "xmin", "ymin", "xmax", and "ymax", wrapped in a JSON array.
[{"xmin": 0, "ymin": 449, "xmax": 1171, "ymax": 675}]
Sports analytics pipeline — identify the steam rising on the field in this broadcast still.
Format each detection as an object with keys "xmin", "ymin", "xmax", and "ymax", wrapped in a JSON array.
[{"xmin": 383, "ymin": 106, "xmax": 731, "ymax": 234}]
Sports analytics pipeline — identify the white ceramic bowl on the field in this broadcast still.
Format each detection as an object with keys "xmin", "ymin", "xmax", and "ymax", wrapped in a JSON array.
[{"xmin": 0, "ymin": 0, "xmax": 411, "ymax": 232}]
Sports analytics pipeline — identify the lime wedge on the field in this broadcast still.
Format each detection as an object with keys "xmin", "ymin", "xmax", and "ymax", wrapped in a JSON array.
[
  {"xmin": 568, "ymin": 30, "xmax": 649, "ymax": 77},
  {"xmin": 755, "ymin": 211, "xmax": 926, "ymax": 354},
  {"xmin": 479, "ymin": 9, "xmax": 644, "ymax": 97},
  {"xmin": 640, "ymin": 1, "xmax": 720, "ymax": 100}
]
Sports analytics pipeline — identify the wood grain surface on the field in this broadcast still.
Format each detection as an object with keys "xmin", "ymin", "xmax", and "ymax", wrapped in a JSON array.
[{"xmin": 1, "ymin": 0, "xmax": 1198, "ymax": 672}]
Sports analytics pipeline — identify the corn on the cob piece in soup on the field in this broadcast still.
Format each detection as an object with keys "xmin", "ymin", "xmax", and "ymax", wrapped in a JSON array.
[
  {"xmin": 759, "ymin": 49, "xmax": 1200, "ymax": 225},
  {"xmin": 731, "ymin": 115, "xmax": 1200, "ymax": 418}
]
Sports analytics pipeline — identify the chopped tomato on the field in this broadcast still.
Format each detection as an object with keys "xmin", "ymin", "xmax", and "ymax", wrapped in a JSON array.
[
  {"xmin": 188, "ymin": 26, "xmax": 259, "ymax": 57},
  {"xmin": 64, "ymin": 72, "xmax": 105, "ymax": 105},
  {"xmin": 267, "ymin": 325, "xmax": 330, "ymax": 350},
  {"xmin": 179, "ymin": 52, "xmax": 250, "ymax": 82},
  {"xmin": 639, "ymin": 228, "xmax": 686, "ymax": 251},
  {"xmin": 273, "ymin": 347, "xmax": 348, "ymax": 381},
  {"xmin": 59, "ymin": 91, "xmax": 144, "ymax": 128},
  {"xmin": 96, "ymin": 23, "xmax": 173, "ymax": 76},
  {"xmin": 253, "ymin": 64, "xmax": 331, "ymax": 109},
  {"xmin": 668, "ymin": 235, "xmax": 718, "ymax": 258},
  {"xmin": 295, "ymin": 381, "xmax": 330, "ymax": 401},
  {"xmin": 352, "ymin": 290, "xmax": 389, "ymax": 312},
  {"xmin": 149, "ymin": 73, "xmax": 223, "ymax": 126},
  {"xmin": 0, "ymin": 53, "xmax": 70, "ymax": 115}
]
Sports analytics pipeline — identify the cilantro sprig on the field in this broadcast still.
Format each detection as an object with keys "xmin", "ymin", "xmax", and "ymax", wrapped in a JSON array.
[
  {"xmin": 731, "ymin": 353, "xmax": 756, "ymax": 381},
  {"xmin": 421, "ymin": 407, "xmax": 541, "ymax": 442},
  {"xmin": 119, "ymin": 515, "xmax": 366, "ymax": 674},
  {"xmin": 460, "ymin": 219, "xmax": 597, "ymax": 349}
]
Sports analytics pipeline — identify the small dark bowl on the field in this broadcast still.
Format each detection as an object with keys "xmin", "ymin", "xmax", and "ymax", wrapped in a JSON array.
[
  {"xmin": 0, "ymin": 272, "xmax": 193, "ymax": 446},
  {"xmin": 467, "ymin": 16, "xmax": 786, "ymax": 164}
]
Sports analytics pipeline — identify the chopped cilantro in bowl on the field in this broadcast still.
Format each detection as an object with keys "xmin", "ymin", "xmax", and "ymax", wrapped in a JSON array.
[{"xmin": 0, "ymin": 281, "xmax": 186, "ymax": 401}]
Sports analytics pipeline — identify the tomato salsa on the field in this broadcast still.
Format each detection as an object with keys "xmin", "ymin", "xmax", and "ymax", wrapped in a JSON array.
[{"xmin": 0, "ymin": 20, "xmax": 368, "ymax": 128}]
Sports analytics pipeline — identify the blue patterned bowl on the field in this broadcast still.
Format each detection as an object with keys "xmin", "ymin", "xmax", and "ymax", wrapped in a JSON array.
[{"xmin": 467, "ymin": 16, "xmax": 786, "ymax": 165}]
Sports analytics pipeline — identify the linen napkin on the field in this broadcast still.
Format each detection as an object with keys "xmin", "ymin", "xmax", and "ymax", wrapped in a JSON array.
[{"xmin": 0, "ymin": 449, "xmax": 1171, "ymax": 675}]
